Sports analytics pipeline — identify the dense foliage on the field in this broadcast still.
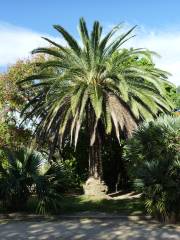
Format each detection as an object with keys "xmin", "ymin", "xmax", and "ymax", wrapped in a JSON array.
[
  {"xmin": 164, "ymin": 83, "xmax": 180, "ymax": 110},
  {"xmin": 0, "ymin": 148, "xmax": 79, "ymax": 214},
  {"xmin": 175, "ymin": 86, "xmax": 180, "ymax": 110},
  {"xmin": 125, "ymin": 115, "xmax": 180, "ymax": 223},
  {"xmin": 0, "ymin": 56, "xmax": 47, "ymax": 150}
]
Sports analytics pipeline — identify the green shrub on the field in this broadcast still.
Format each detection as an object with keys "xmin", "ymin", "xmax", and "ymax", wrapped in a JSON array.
[
  {"xmin": 125, "ymin": 115, "xmax": 180, "ymax": 223},
  {"xmin": 60, "ymin": 158, "xmax": 82, "ymax": 190},
  {"xmin": 0, "ymin": 148, "xmax": 78, "ymax": 214}
]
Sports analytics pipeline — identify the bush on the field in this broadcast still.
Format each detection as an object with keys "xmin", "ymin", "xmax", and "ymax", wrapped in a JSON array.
[
  {"xmin": 0, "ymin": 148, "xmax": 79, "ymax": 214},
  {"xmin": 125, "ymin": 115, "xmax": 180, "ymax": 223}
]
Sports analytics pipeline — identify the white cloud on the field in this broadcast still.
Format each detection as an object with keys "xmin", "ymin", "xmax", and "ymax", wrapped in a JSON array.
[
  {"xmin": 0, "ymin": 22, "xmax": 179, "ymax": 86},
  {"xmin": 126, "ymin": 27, "xmax": 180, "ymax": 86},
  {"xmin": 0, "ymin": 22, "xmax": 63, "ymax": 67}
]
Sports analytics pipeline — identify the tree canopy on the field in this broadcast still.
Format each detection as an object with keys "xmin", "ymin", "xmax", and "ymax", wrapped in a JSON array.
[{"xmin": 20, "ymin": 18, "xmax": 174, "ymax": 156}]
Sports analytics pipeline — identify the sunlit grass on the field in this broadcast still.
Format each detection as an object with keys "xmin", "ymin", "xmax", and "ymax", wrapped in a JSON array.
[{"xmin": 58, "ymin": 195, "xmax": 145, "ymax": 215}]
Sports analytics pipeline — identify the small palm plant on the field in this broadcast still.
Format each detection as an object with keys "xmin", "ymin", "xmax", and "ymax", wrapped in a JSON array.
[
  {"xmin": 20, "ymin": 18, "xmax": 173, "ymax": 194},
  {"xmin": 125, "ymin": 115, "xmax": 180, "ymax": 223},
  {"xmin": 0, "ymin": 148, "xmax": 42, "ymax": 210},
  {"xmin": 0, "ymin": 148, "xmax": 65, "ymax": 213}
]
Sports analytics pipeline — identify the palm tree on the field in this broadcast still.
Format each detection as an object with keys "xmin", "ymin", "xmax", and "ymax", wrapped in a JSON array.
[{"xmin": 20, "ymin": 18, "xmax": 173, "ymax": 195}]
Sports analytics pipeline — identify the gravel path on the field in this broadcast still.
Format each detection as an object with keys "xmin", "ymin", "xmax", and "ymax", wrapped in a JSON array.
[{"xmin": 0, "ymin": 217, "xmax": 179, "ymax": 240}]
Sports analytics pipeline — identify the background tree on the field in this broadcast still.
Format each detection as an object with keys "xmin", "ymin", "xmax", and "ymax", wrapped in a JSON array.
[
  {"xmin": 174, "ymin": 86, "xmax": 180, "ymax": 110},
  {"xmin": 0, "ymin": 55, "xmax": 49, "ymax": 149},
  {"xmin": 164, "ymin": 83, "xmax": 180, "ymax": 111},
  {"xmin": 0, "ymin": 57, "xmax": 42, "ymax": 116},
  {"xmin": 0, "ymin": 58, "xmax": 36, "ymax": 149}
]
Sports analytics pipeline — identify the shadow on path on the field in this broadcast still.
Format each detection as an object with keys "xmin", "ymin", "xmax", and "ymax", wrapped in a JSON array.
[{"xmin": 0, "ymin": 217, "xmax": 179, "ymax": 239}]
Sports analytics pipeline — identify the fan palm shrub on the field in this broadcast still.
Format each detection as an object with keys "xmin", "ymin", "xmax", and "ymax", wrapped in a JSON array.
[
  {"xmin": 0, "ymin": 148, "xmax": 41, "ymax": 210},
  {"xmin": 0, "ymin": 148, "xmax": 75, "ymax": 213},
  {"xmin": 20, "ymin": 18, "xmax": 173, "ymax": 194},
  {"xmin": 125, "ymin": 115, "xmax": 180, "ymax": 223}
]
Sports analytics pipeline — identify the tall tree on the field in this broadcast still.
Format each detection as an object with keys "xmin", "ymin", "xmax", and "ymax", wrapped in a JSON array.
[
  {"xmin": 20, "ymin": 18, "xmax": 173, "ymax": 195},
  {"xmin": 0, "ymin": 55, "xmax": 51, "ymax": 150},
  {"xmin": 0, "ymin": 57, "xmax": 40, "ymax": 149}
]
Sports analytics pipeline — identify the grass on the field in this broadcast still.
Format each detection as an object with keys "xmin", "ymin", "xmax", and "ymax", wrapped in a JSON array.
[
  {"xmin": 1, "ymin": 195, "xmax": 145, "ymax": 216},
  {"xmin": 58, "ymin": 195, "xmax": 145, "ymax": 215}
]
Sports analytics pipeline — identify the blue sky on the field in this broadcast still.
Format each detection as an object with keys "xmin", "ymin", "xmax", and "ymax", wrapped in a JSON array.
[
  {"xmin": 1, "ymin": 0, "xmax": 180, "ymax": 33},
  {"xmin": 0, "ymin": 0, "xmax": 180, "ymax": 85}
]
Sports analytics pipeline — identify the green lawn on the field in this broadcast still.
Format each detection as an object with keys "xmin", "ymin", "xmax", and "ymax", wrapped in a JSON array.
[{"xmin": 58, "ymin": 195, "xmax": 145, "ymax": 215}]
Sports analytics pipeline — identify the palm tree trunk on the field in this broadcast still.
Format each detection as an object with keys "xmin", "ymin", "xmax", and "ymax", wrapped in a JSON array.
[
  {"xmin": 88, "ymin": 129, "xmax": 103, "ymax": 179},
  {"xmin": 84, "ymin": 105, "xmax": 108, "ymax": 196}
]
